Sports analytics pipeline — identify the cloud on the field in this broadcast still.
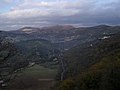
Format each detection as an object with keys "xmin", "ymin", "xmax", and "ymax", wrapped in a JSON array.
[
  {"xmin": 1, "ymin": 9, "xmax": 50, "ymax": 19},
  {"xmin": 2, "ymin": 0, "xmax": 82, "ymax": 18},
  {"xmin": 3, "ymin": 0, "xmax": 13, "ymax": 3},
  {"xmin": 0, "ymin": 0, "xmax": 120, "ymax": 30}
]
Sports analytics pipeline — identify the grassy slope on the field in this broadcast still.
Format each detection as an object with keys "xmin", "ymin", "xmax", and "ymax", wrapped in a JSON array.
[
  {"xmin": 21, "ymin": 65, "xmax": 58, "ymax": 78},
  {"xmin": 7, "ymin": 65, "xmax": 58, "ymax": 90}
]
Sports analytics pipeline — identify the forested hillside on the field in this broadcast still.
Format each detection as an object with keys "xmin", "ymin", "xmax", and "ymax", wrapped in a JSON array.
[
  {"xmin": 0, "ymin": 37, "xmax": 28, "ymax": 88},
  {"xmin": 55, "ymin": 33, "xmax": 120, "ymax": 90}
]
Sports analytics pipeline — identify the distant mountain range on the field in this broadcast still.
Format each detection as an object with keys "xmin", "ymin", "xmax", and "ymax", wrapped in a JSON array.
[
  {"xmin": 0, "ymin": 25, "xmax": 120, "ymax": 62},
  {"xmin": 0, "ymin": 25, "xmax": 119, "ymax": 49},
  {"xmin": 0, "ymin": 25, "xmax": 120, "ymax": 64}
]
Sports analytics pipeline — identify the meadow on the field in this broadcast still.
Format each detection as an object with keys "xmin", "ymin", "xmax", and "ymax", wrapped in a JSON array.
[{"xmin": 7, "ymin": 65, "xmax": 58, "ymax": 90}]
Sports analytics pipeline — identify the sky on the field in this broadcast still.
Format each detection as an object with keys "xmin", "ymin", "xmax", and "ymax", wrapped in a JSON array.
[{"xmin": 0, "ymin": 0, "xmax": 120, "ymax": 31}]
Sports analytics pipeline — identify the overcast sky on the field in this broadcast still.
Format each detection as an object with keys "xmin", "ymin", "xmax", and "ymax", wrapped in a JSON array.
[{"xmin": 0, "ymin": 0, "xmax": 120, "ymax": 31}]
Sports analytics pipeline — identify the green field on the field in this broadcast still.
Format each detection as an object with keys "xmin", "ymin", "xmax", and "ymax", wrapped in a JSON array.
[
  {"xmin": 7, "ymin": 65, "xmax": 58, "ymax": 90},
  {"xmin": 20, "ymin": 65, "xmax": 58, "ymax": 78}
]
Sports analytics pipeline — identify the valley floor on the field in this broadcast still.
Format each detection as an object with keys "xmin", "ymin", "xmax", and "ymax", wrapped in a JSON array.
[{"xmin": 4, "ymin": 65, "xmax": 58, "ymax": 90}]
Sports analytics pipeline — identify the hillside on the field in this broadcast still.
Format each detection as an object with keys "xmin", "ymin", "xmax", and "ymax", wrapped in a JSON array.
[
  {"xmin": 55, "ymin": 33, "xmax": 120, "ymax": 90},
  {"xmin": 9, "ymin": 25, "xmax": 120, "ymax": 49},
  {"xmin": 0, "ymin": 37, "xmax": 28, "ymax": 88},
  {"xmin": 15, "ymin": 39, "xmax": 59, "ymax": 64},
  {"xmin": 0, "ymin": 32, "xmax": 59, "ymax": 89},
  {"xmin": 0, "ymin": 25, "xmax": 120, "ymax": 90}
]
